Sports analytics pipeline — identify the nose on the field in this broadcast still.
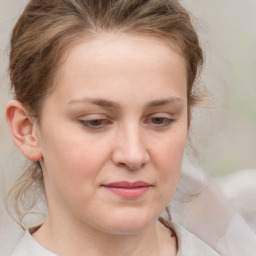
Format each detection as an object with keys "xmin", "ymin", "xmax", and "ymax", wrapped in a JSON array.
[{"xmin": 111, "ymin": 124, "xmax": 150, "ymax": 170}]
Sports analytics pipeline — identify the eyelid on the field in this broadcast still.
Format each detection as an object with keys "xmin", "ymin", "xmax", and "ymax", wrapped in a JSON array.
[
  {"xmin": 149, "ymin": 112, "xmax": 174, "ymax": 117},
  {"xmin": 147, "ymin": 117, "xmax": 174, "ymax": 124},
  {"xmin": 145, "ymin": 112, "xmax": 175, "ymax": 120},
  {"xmin": 79, "ymin": 117, "xmax": 112, "ymax": 130},
  {"xmin": 145, "ymin": 113, "xmax": 176, "ymax": 128},
  {"xmin": 78, "ymin": 113, "xmax": 108, "ymax": 119}
]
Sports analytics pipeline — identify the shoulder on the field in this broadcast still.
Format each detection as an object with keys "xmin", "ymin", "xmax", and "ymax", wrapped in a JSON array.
[
  {"xmin": 11, "ymin": 230, "xmax": 56, "ymax": 256},
  {"xmin": 170, "ymin": 221, "xmax": 221, "ymax": 256}
]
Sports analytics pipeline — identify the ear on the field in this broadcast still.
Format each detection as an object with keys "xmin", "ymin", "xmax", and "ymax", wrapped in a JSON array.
[{"xmin": 6, "ymin": 100, "xmax": 42, "ymax": 161}]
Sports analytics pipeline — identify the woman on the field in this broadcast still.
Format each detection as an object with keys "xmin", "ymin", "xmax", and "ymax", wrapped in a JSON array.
[{"xmin": 4, "ymin": 0, "xmax": 243, "ymax": 255}]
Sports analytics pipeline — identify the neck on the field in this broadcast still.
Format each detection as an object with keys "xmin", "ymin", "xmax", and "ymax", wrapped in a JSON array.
[{"xmin": 32, "ymin": 217, "xmax": 167, "ymax": 256}]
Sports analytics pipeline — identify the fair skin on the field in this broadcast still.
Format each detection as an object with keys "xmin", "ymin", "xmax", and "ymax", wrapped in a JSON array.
[{"xmin": 6, "ymin": 33, "xmax": 188, "ymax": 256}]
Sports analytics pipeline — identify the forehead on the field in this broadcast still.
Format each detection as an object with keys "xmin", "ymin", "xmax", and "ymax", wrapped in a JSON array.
[{"xmin": 50, "ymin": 33, "xmax": 187, "ymax": 106}]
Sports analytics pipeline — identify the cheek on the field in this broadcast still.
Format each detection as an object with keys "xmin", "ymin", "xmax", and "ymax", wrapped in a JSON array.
[
  {"xmin": 41, "ymin": 137, "xmax": 112, "ymax": 211},
  {"xmin": 39, "ymin": 126, "xmax": 110, "ymax": 195},
  {"xmin": 43, "ymin": 139, "xmax": 109, "ymax": 182},
  {"xmin": 153, "ymin": 129, "xmax": 187, "ymax": 192},
  {"xmin": 155, "ymin": 128, "xmax": 187, "ymax": 164}
]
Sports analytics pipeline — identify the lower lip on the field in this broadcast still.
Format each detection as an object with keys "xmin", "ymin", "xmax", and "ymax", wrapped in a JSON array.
[{"xmin": 103, "ymin": 186, "xmax": 150, "ymax": 199}]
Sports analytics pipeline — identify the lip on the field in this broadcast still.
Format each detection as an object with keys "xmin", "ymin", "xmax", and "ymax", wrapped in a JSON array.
[{"xmin": 102, "ymin": 181, "xmax": 152, "ymax": 199}]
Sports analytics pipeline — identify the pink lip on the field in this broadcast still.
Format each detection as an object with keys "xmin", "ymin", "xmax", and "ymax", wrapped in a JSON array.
[{"xmin": 102, "ymin": 181, "xmax": 152, "ymax": 199}]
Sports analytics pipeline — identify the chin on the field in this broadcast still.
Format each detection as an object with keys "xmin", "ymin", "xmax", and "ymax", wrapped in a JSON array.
[{"xmin": 93, "ymin": 208, "xmax": 159, "ymax": 235}]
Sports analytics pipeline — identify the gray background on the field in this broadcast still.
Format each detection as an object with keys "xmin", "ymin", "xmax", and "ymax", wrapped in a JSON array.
[{"xmin": 1, "ymin": 0, "xmax": 256, "ymax": 255}]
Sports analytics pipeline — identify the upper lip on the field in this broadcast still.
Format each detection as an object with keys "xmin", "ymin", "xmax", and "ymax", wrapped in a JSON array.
[{"xmin": 103, "ymin": 181, "xmax": 152, "ymax": 188}]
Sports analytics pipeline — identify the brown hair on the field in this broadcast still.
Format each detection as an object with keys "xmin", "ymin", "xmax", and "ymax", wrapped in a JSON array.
[{"xmin": 7, "ymin": 0, "xmax": 203, "ymax": 227}]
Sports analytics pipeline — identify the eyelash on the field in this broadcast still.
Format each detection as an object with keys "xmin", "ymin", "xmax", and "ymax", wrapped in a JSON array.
[
  {"xmin": 146, "ymin": 117, "xmax": 175, "ymax": 128},
  {"xmin": 79, "ymin": 117, "xmax": 175, "ymax": 130},
  {"xmin": 79, "ymin": 119, "xmax": 111, "ymax": 130}
]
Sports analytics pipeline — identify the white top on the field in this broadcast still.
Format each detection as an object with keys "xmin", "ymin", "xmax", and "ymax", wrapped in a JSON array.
[{"xmin": 12, "ymin": 222, "xmax": 220, "ymax": 256}]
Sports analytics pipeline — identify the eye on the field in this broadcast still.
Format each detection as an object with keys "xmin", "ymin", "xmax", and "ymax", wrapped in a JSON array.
[
  {"xmin": 151, "ymin": 117, "xmax": 170, "ymax": 125},
  {"xmin": 146, "ymin": 116, "xmax": 175, "ymax": 128},
  {"xmin": 79, "ymin": 119, "xmax": 111, "ymax": 130}
]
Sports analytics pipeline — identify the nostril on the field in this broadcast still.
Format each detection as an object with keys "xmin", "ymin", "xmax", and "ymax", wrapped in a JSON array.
[
  {"xmin": 111, "ymin": 132, "xmax": 150, "ymax": 170},
  {"xmin": 117, "ymin": 162, "xmax": 146, "ymax": 171}
]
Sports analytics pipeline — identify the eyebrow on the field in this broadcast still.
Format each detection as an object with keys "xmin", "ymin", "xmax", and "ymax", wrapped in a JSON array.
[
  {"xmin": 68, "ymin": 97, "xmax": 184, "ymax": 109},
  {"xmin": 68, "ymin": 98, "xmax": 120, "ymax": 108},
  {"xmin": 146, "ymin": 97, "xmax": 184, "ymax": 108}
]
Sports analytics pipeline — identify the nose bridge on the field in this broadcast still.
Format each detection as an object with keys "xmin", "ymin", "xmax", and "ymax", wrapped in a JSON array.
[
  {"xmin": 124, "ymin": 122, "xmax": 144, "ymax": 154},
  {"xmin": 112, "ymin": 121, "xmax": 150, "ymax": 169}
]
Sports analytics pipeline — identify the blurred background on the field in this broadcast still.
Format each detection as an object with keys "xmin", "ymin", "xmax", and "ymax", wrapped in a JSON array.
[{"xmin": 0, "ymin": 0, "xmax": 256, "ymax": 254}]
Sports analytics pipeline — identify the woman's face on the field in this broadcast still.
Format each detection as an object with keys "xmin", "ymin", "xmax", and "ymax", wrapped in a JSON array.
[{"xmin": 37, "ymin": 33, "xmax": 188, "ymax": 234}]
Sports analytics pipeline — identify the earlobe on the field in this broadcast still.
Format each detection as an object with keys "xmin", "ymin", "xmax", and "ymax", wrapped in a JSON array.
[{"xmin": 6, "ymin": 100, "xmax": 42, "ymax": 161}]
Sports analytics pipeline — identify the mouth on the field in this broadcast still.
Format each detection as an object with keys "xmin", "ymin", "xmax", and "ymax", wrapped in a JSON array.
[{"xmin": 102, "ymin": 181, "xmax": 152, "ymax": 199}]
